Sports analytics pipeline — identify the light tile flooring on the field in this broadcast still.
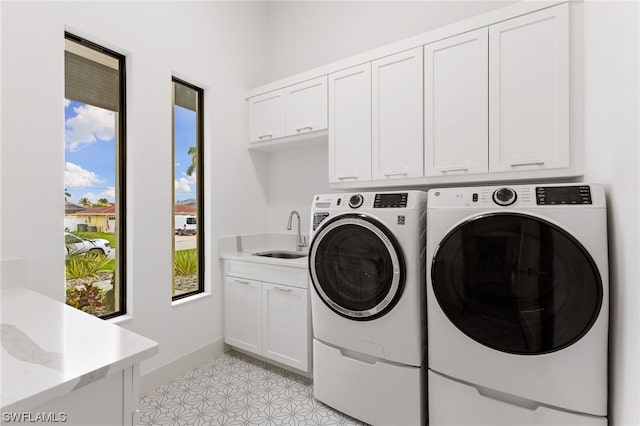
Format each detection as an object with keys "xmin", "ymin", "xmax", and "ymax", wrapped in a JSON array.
[{"xmin": 139, "ymin": 350, "xmax": 367, "ymax": 426}]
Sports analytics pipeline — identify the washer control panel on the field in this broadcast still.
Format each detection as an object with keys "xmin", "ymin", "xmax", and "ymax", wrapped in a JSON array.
[{"xmin": 374, "ymin": 193, "xmax": 408, "ymax": 208}]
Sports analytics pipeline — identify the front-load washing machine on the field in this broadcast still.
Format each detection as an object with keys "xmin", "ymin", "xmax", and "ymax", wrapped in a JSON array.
[
  {"xmin": 426, "ymin": 183, "xmax": 608, "ymax": 426},
  {"xmin": 309, "ymin": 191, "xmax": 427, "ymax": 426}
]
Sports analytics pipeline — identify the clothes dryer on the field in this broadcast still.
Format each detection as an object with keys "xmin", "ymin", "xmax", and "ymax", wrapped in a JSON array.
[
  {"xmin": 309, "ymin": 191, "xmax": 427, "ymax": 426},
  {"xmin": 426, "ymin": 184, "xmax": 608, "ymax": 426}
]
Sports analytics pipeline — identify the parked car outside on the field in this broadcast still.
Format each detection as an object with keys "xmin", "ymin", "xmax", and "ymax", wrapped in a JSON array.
[
  {"xmin": 174, "ymin": 215, "xmax": 197, "ymax": 235},
  {"xmin": 65, "ymin": 232, "xmax": 111, "ymax": 258}
]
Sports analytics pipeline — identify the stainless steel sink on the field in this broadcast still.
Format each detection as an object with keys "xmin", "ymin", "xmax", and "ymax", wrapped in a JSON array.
[{"xmin": 253, "ymin": 250, "xmax": 307, "ymax": 259}]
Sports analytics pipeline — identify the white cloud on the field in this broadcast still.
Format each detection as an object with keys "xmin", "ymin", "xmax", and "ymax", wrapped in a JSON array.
[
  {"xmin": 64, "ymin": 99, "xmax": 70, "ymax": 108},
  {"xmin": 65, "ymin": 104, "xmax": 115, "ymax": 151},
  {"xmin": 175, "ymin": 177, "xmax": 192, "ymax": 193},
  {"xmin": 64, "ymin": 162, "xmax": 104, "ymax": 188},
  {"xmin": 81, "ymin": 187, "xmax": 115, "ymax": 204},
  {"xmin": 175, "ymin": 173, "xmax": 196, "ymax": 193}
]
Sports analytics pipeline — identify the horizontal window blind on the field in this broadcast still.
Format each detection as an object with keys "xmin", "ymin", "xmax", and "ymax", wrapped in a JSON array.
[
  {"xmin": 174, "ymin": 82, "xmax": 198, "ymax": 111},
  {"xmin": 65, "ymin": 51, "xmax": 119, "ymax": 112}
]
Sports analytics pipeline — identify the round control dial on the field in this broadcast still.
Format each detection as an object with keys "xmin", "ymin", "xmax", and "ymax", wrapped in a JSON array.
[
  {"xmin": 492, "ymin": 187, "xmax": 517, "ymax": 206},
  {"xmin": 348, "ymin": 194, "xmax": 364, "ymax": 209}
]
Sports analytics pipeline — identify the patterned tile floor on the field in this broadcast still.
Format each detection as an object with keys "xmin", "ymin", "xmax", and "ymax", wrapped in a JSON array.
[{"xmin": 139, "ymin": 350, "xmax": 367, "ymax": 426}]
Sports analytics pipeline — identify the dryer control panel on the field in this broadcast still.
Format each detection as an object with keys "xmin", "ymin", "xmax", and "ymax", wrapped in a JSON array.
[
  {"xmin": 428, "ymin": 184, "xmax": 604, "ymax": 209},
  {"xmin": 536, "ymin": 186, "xmax": 592, "ymax": 205}
]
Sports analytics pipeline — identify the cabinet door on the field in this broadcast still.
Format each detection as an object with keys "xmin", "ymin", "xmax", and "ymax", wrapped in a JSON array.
[
  {"xmin": 262, "ymin": 283, "xmax": 309, "ymax": 372},
  {"xmin": 224, "ymin": 276, "xmax": 262, "ymax": 354},
  {"xmin": 328, "ymin": 63, "xmax": 372, "ymax": 183},
  {"xmin": 372, "ymin": 47, "xmax": 424, "ymax": 180},
  {"xmin": 489, "ymin": 4, "xmax": 569, "ymax": 172},
  {"xmin": 285, "ymin": 76, "xmax": 327, "ymax": 136},
  {"xmin": 425, "ymin": 28, "xmax": 489, "ymax": 176},
  {"xmin": 248, "ymin": 90, "xmax": 284, "ymax": 143}
]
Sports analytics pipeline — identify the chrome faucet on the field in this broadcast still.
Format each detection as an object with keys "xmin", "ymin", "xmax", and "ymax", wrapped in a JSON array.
[{"xmin": 287, "ymin": 210, "xmax": 307, "ymax": 251}]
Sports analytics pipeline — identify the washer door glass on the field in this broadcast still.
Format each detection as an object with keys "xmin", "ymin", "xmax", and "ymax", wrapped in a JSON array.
[
  {"xmin": 432, "ymin": 213, "xmax": 602, "ymax": 355},
  {"xmin": 310, "ymin": 214, "xmax": 405, "ymax": 320}
]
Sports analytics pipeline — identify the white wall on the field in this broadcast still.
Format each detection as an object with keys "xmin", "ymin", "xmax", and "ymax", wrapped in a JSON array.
[
  {"xmin": 264, "ymin": 144, "xmax": 331, "ymax": 235},
  {"xmin": 263, "ymin": 0, "xmax": 512, "ymax": 83},
  {"xmin": 583, "ymin": 2, "xmax": 640, "ymax": 425},
  {"xmin": 0, "ymin": 1, "xmax": 269, "ymax": 376}
]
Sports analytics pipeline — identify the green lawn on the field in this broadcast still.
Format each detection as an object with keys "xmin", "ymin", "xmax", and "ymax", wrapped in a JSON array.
[{"xmin": 72, "ymin": 231, "xmax": 116, "ymax": 249}]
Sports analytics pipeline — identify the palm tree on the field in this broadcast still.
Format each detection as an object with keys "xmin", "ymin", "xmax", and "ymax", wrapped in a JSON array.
[
  {"xmin": 78, "ymin": 197, "xmax": 92, "ymax": 207},
  {"xmin": 65, "ymin": 188, "xmax": 71, "ymax": 201},
  {"xmin": 96, "ymin": 198, "xmax": 110, "ymax": 206},
  {"xmin": 186, "ymin": 146, "xmax": 197, "ymax": 176}
]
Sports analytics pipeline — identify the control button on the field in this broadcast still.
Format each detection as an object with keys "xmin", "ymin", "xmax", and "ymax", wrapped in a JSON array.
[
  {"xmin": 349, "ymin": 194, "xmax": 364, "ymax": 209},
  {"xmin": 472, "ymin": 193, "xmax": 478, "ymax": 202},
  {"xmin": 492, "ymin": 187, "xmax": 517, "ymax": 206}
]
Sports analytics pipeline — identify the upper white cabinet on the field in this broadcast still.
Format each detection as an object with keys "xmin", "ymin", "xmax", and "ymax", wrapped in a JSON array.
[
  {"xmin": 424, "ymin": 28, "xmax": 489, "ymax": 177},
  {"xmin": 328, "ymin": 64, "xmax": 372, "ymax": 183},
  {"xmin": 285, "ymin": 77, "xmax": 328, "ymax": 136},
  {"xmin": 248, "ymin": 76, "xmax": 327, "ymax": 145},
  {"xmin": 489, "ymin": 3, "xmax": 570, "ymax": 172},
  {"xmin": 249, "ymin": 90, "xmax": 284, "ymax": 143},
  {"xmin": 247, "ymin": 2, "xmax": 577, "ymax": 187},
  {"xmin": 372, "ymin": 47, "xmax": 424, "ymax": 180}
]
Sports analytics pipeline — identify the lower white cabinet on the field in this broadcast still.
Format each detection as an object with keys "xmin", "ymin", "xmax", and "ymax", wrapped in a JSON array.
[
  {"xmin": 28, "ymin": 365, "xmax": 140, "ymax": 426},
  {"xmin": 224, "ymin": 261, "xmax": 310, "ymax": 372},
  {"xmin": 225, "ymin": 277, "xmax": 262, "ymax": 354},
  {"xmin": 262, "ymin": 283, "xmax": 309, "ymax": 370}
]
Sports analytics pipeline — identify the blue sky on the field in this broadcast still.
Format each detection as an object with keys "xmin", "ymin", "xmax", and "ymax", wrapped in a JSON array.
[
  {"xmin": 173, "ymin": 105, "xmax": 197, "ymax": 203},
  {"xmin": 64, "ymin": 100, "xmax": 116, "ymax": 204},
  {"xmin": 64, "ymin": 100, "xmax": 197, "ymax": 204}
]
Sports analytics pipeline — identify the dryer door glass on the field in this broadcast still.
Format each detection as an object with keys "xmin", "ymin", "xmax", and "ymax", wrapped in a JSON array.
[
  {"xmin": 309, "ymin": 214, "xmax": 405, "ymax": 320},
  {"xmin": 432, "ymin": 213, "xmax": 602, "ymax": 355}
]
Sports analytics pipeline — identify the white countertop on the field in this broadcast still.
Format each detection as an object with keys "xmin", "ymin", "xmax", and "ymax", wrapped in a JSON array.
[
  {"xmin": 0, "ymin": 287, "xmax": 158, "ymax": 411},
  {"xmin": 221, "ymin": 248, "xmax": 309, "ymax": 269},
  {"xmin": 218, "ymin": 233, "xmax": 310, "ymax": 269}
]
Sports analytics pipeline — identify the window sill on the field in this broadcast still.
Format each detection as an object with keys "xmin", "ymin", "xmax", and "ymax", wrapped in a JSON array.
[
  {"xmin": 171, "ymin": 291, "xmax": 211, "ymax": 307},
  {"xmin": 107, "ymin": 314, "xmax": 133, "ymax": 325}
]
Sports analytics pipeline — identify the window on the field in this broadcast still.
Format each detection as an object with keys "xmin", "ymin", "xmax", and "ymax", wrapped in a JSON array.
[
  {"xmin": 64, "ymin": 33, "xmax": 126, "ymax": 318},
  {"xmin": 172, "ymin": 78, "xmax": 204, "ymax": 299}
]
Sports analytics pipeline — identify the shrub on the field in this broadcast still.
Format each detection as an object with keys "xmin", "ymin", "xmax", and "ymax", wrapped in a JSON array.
[
  {"xmin": 66, "ymin": 284, "xmax": 103, "ymax": 312},
  {"xmin": 175, "ymin": 249, "xmax": 198, "ymax": 276},
  {"xmin": 103, "ymin": 287, "xmax": 115, "ymax": 313},
  {"xmin": 66, "ymin": 251, "xmax": 112, "ymax": 279}
]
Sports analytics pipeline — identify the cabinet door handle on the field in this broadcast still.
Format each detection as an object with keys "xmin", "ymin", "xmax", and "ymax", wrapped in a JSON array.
[
  {"xmin": 296, "ymin": 126, "xmax": 313, "ymax": 133},
  {"xmin": 234, "ymin": 279, "xmax": 250, "ymax": 285},
  {"xmin": 337, "ymin": 175, "xmax": 359, "ymax": 180},
  {"xmin": 441, "ymin": 167, "xmax": 469, "ymax": 173},
  {"xmin": 383, "ymin": 170, "xmax": 408, "ymax": 177},
  {"xmin": 510, "ymin": 161, "xmax": 545, "ymax": 168},
  {"xmin": 273, "ymin": 287, "xmax": 292, "ymax": 293},
  {"xmin": 258, "ymin": 134, "xmax": 273, "ymax": 140}
]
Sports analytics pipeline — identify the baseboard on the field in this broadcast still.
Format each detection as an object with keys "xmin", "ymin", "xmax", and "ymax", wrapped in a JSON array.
[
  {"xmin": 232, "ymin": 347, "xmax": 313, "ymax": 379},
  {"xmin": 140, "ymin": 338, "xmax": 228, "ymax": 395}
]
